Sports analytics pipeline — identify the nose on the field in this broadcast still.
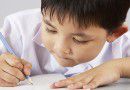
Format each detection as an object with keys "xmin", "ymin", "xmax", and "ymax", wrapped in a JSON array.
[{"xmin": 53, "ymin": 39, "xmax": 71, "ymax": 57}]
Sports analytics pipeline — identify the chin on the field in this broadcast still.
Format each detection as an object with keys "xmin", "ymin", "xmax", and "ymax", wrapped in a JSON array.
[
  {"xmin": 56, "ymin": 58, "xmax": 78, "ymax": 67},
  {"xmin": 58, "ymin": 62, "xmax": 76, "ymax": 67},
  {"xmin": 52, "ymin": 54, "xmax": 79, "ymax": 67}
]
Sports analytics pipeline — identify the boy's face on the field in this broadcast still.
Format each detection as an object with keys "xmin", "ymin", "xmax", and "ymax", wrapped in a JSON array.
[{"xmin": 41, "ymin": 11, "xmax": 108, "ymax": 67}]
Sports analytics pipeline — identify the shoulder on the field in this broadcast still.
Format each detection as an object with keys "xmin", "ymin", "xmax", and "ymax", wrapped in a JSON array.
[
  {"xmin": 6, "ymin": 8, "xmax": 41, "ymax": 19},
  {"xmin": 119, "ymin": 31, "xmax": 130, "ymax": 55},
  {"xmin": 124, "ymin": 30, "xmax": 130, "ymax": 40},
  {"xmin": 2, "ymin": 8, "xmax": 42, "ymax": 38},
  {"xmin": 121, "ymin": 31, "xmax": 130, "ymax": 49},
  {"xmin": 111, "ymin": 30, "xmax": 130, "ymax": 51},
  {"xmin": 4, "ymin": 8, "xmax": 42, "ymax": 27}
]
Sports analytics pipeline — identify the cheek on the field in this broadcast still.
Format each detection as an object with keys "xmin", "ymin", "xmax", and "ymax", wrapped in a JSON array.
[
  {"xmin": 41, "ymin": 30, "xmax": 54, "ymax": 51},
  {"xmin": 72, "ymin": 40, "xmax": 106, "ymax": 63}
]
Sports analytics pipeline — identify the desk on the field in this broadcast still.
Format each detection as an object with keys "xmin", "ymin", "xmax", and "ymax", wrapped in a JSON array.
[
  {"xmin": 0, "ymin": 74, "xmax": 66, "ymax": 90},
  {"xmin": 96, "ymin": 78, "xmax": 130, "ymax": 90},
  {"xmin": 0, "ymin": 74, "xmax": 129, "ymax": 90}
]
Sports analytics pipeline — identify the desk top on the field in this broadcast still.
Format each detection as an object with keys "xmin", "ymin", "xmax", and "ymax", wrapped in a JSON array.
[
  {"xmin": 96, "ymin": 78, "xmax": 130, "ymax": 90},
  {"xmin": 0, "ymin": 74, "xmax": 129, "ymax": 90}
]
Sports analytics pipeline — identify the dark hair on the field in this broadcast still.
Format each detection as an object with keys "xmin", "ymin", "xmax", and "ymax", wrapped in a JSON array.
[{"xmin": 41, "ymin": 0, "xmax": 130, "ymax": 32}]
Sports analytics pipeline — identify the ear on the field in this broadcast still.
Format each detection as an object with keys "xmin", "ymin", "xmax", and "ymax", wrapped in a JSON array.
[{"xmin": 106, "ymin": 25, "xmax": 128, "ymax": 42}]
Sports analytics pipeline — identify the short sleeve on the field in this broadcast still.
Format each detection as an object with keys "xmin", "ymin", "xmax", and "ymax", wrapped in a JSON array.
[
  {"xmin": 0, "ymin": 15, "xmax": 23, "ymax": 57},
  {"xmin": 122, "ymin": 31, "xmax": 130, "ymax": 57}
]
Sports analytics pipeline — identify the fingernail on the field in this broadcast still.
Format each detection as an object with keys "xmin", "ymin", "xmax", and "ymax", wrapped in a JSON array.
[
  {"xmin": 50, "ymin": 83, "xmax": 58, "ymax": 89},
  {"xmin": 83, "ymin": 85, "xmax": 91, "ymax": 89},
  {"xmin": 54, "ymin": 82, "xmax": 62, "ymax": 87},
  {"xmin": 26, "ymin": 63, "xmax": 32, "ymax": 68},
  {"xmin": 17, "ymin": 63, "xmax": 23, "ymax": 69},
  {"xmin": 24, "ymin": 68, "xmax": 31, "ymax": 75},
  {"xmin": 27, "ymin": 70, "xmax": 31, "ymax": 75},
  {"xmin": 68, "ymin": 84, "xmax": 74, "ymax": 88},
  {"xmin": 54, "ymin": 82, "xmax": 59, "ymax": 86}
]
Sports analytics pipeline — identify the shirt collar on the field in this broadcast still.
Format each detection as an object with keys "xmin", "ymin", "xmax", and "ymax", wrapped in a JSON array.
[{"xmin": 32, "ymin": 23, "xmax": 45, "ymax": 47}]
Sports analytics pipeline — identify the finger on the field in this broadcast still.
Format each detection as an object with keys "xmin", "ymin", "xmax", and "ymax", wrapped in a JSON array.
[
  {"xmin": 50, "ymin": 83, "xmax": 59, "ymax": 89},
  {"xmin": 67, "ymin": 72, "xmax": 94, "ymax": 89},
  {"xmin": 0, "ymin": 78, "xmax": 17, "ymax": 87},
  {"xmin": 53, "ymin": 78, "xmax": 75, "ymax": 88},
  {"xmin": 84, "ymin": 78, "xmax": 101, "ymax": 89},
  {"xmin": 21, "ymin": 59, "xmax": 32, "ymax": 76},
  {"xmin": 83, "ymin": 72, "xmax": 118, "ymax": 89},
  {"xmin": 23, "ymin": 65, "xmax": 31, "ymax": 76},
  {"xmin": 67, "ymin": 82, "xmax": 85, "ymax": 89},
  {"xmin": 84, "ymin": 75, "xmax": 119, "ymax": 89},
  {"xmin": 0, "ymin": 60, "xmax": 25, "ymax": 81},
  {"xmin": 69, "ymin": 89, "xmax": 91, "ymax": 90},
  {"xmin": 69, "ymin": 89, "xmax": 92, "ymax": 90},
  {"xmin": 54, "ymin": 73, "xmax": 87, "ymax": 88},
  {"xmin": 0, "ymin": 69, "xmax": 19, "ymax": 84},
  {"xmin": 1, "ymin": 53, "xmax": 23, "ymax": 70},
  {"xmin": 86, "ymin": 81, "xmax": 99, "ymax": 89},
  {"xmin": 67, "ymin": 75, "xmax": 94, "ymax": 89}
]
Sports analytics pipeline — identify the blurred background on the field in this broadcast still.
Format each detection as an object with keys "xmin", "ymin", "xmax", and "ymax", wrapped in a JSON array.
[{"xmin": 0, "ymin": 0, "xmax": 40, "ymax": 27}]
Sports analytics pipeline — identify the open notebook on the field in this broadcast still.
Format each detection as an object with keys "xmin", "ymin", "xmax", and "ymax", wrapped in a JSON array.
[{"xmin": 0, "ymin": 74, "xmax": 66, "ymax": 90}]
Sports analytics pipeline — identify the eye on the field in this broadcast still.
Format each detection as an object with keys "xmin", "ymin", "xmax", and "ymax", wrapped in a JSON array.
[
  {"xmin": 73, "ymin": 37, "xmax": 88, "ymax": 44},
  {"xmin": 45, "ymin": 28, "xmax": 57, "ymax": 34}
]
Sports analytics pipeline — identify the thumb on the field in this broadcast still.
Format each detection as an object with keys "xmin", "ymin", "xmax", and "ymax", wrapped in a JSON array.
[{"xmin": 21, "ymin": 59, "xmax": 32, "ymax": 76}]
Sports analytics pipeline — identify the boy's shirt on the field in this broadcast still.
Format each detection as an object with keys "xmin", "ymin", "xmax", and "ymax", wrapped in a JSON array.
[{"xmin": 0, "ymin": 9, "xmax": 130, "ymax": 76}]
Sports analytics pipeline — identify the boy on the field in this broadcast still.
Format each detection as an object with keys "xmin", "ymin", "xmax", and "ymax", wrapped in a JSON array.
[{"xmin": 0, "ymin": 0, "xmax": 130, "ymax": 89}]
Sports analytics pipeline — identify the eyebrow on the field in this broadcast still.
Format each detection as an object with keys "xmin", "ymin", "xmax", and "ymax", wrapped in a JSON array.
[{"xmin": 44, "ymin": 19, "xmax": 57, "ymax": 29}]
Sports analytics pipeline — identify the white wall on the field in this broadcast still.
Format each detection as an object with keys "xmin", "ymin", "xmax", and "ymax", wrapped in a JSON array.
[
  {"xmin": 126, "ymin": 9, "xmax": 130, "ymax": 30},
  {"xmin": 0, "ymin": 0, "xmax": 40, "ymax": 27}
]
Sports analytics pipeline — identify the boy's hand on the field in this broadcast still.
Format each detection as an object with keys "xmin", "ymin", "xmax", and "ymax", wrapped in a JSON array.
[
  {"xmin": 51, "ymin": 60, "xmax": 122, "ymax": 89},
  {"xmin": 0, "ymin": 53, "xmax": 32, "ymax": 87}
]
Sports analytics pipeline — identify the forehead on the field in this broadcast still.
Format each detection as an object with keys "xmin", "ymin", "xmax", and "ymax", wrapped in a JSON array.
[
  {"xmin": 43, "ymin": 13, "xmax": 87, "ymax": 34},
  {"xmin": 42, "ymin": 10, "xmax": 107, "ymax": 36}
]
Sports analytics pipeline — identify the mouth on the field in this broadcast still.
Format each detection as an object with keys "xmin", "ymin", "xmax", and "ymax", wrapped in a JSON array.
[
  {"xmin": 52, "ymin": 53, "xmax": 78, "ymax": 67},
  {"xmin": 60, "ymin": 57, "xmax": 73, "ymax": 60}
]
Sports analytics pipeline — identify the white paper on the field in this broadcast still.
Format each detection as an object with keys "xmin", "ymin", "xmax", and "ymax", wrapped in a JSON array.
[{"xmin": 0, "ymin": 74, "xmax": 66, "ymax": 90}]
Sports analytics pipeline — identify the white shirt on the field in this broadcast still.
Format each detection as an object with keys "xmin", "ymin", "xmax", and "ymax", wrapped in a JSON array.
[{"xmin": 0, "ymin": 9, "xmax": 130, "ymax": 77}]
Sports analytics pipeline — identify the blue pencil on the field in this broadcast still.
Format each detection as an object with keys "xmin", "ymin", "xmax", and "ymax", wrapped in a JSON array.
[{"xmin": 0, "ymin": 32, "xmax": 33, "ymax": 85}]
